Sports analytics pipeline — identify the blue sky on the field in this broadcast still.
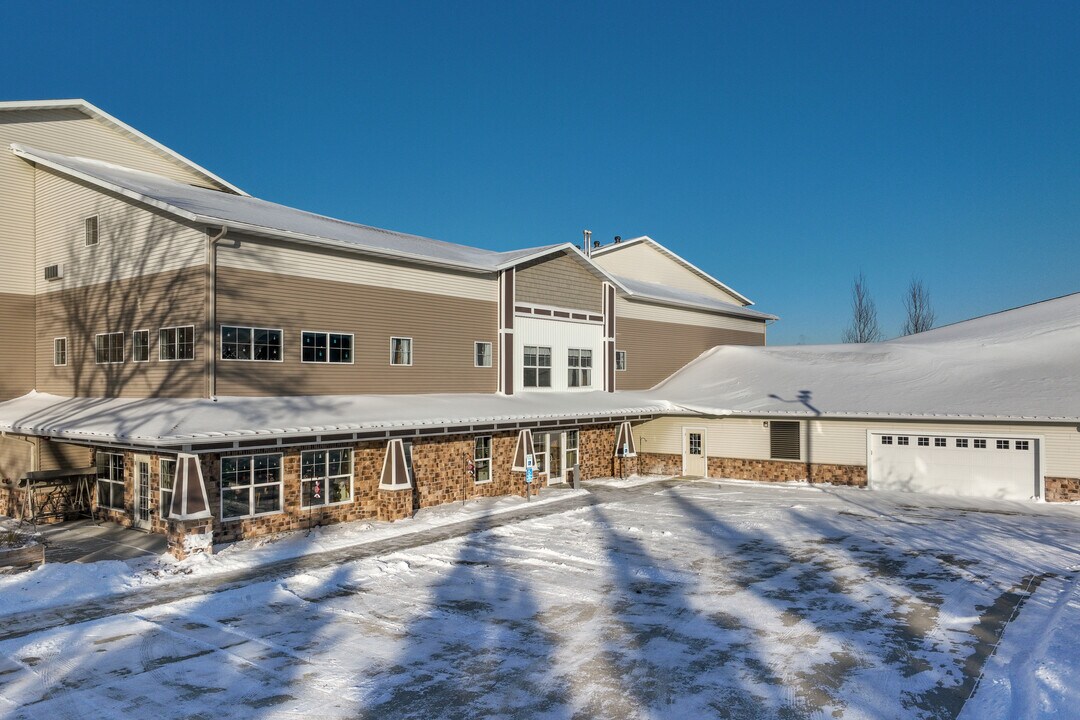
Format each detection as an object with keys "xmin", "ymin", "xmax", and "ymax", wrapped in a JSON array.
[{"xmin": 4, "ymin": 1, "xmax": 1078, "ymax": 344}]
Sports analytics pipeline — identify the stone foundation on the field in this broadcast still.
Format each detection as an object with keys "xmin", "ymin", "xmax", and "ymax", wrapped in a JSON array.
[
  {"xmin": 640, "ymin": 452, "xmax": 868, "ymax": 487},
  {"xmin": 0, "ymin": 478, "xmax": 85, "ymax": 523},
  {"xmin": 637, "ymin": 452, "xmax": 682, "ymax": 477},
  {"xmin": 167, "ymin": 518, "xmax": 214, "ymax": 560},
  {"xmin": 1045, "ymin": 477, "xmax": 1080, "ymax": 502}
]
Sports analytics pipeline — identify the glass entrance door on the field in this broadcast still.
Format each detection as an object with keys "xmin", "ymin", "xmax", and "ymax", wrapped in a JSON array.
[
  {"xmin": 548, "ymin": 433, "xmax": 562, "ymax": 484},
  {"xmin": 133, "ymin": 456, "xmax": 152, "ymax": 530}
]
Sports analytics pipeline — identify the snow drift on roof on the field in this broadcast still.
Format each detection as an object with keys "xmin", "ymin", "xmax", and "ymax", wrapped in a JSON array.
[{"xmin": 617, "ymin": 276, "xmax": 777, "ymax": 321}]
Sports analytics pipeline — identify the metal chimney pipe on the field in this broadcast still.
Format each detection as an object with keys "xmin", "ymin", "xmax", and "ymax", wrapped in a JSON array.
[{"xmin": 583, "ymin": 229, "xmax": 592, "ymax": 257}]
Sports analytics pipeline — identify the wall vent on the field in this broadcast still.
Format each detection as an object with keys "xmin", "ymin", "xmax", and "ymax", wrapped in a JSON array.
[{"xmin": 44, "ymin": 263, "xmax": 64, "ymax": 281}]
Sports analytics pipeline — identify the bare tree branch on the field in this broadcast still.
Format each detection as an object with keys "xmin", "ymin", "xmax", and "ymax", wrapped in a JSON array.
[
  {"xmin": 901, "ymin": 277, "xmax": 936, "ymax": 335},
  {"xmin": 842, "ymin": 272, "xmax": 882, "ymax": 343}
]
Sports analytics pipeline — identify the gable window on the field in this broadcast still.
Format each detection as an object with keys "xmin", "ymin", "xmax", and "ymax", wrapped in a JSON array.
[
  {"xmin": 615, "ymin": 350, "xmax": 627, "ymax": 371},
  {"xmin": 53, "ymin": 337, "xmax": 67, "ymax": 366},
  {"xmin": 133, "ymin": 330, "xmax": 150, "ymax": 362},
  {"xmin": 474, "ymin": 436, "xmax": 492, "ymax": 484},
  {"xmin": 391, "ymin": 337, "xmax": 412, "ymax": 366},
  {"xmin": 159, "ymin": 458, "xmax": 176, "ymax": 519},
  {"xmin": 770, "ymin": 421, "xmax": 800, "ymax": 460},
  {"xmin": 84, "ymin": 216, "xmax": 99, "ymax": 246},
  {"xmin": 475, "ymin": 341, "xmax": 492, "ymax": 368},
  {"xmin": 221, "ymin": 453, "xmax": 283, "ymax": 519},
  {"xmin": 160, "ymin": 326, "xmax": 195, "ymax": 361},
  {"xmin": 220, "ymin": 326, "xmax": 282, "ymax": 361},
  {"xmin": 96, "ymin": 451, "xmax": 125, "ymax": 509},
  {"xmin": 567, "ymin": 348, "xmax": 593, "ymax": 388},
  {"xmin": 523, "ymin": 345, "xmax": 552, "ymax": 388},
  {"xmin": 302, "ymin": 331, "xmax": 353, "ymax": 363},
  {"xmin": 95, "ymin": 332, "xmax": 124, "ymax": 364},
  {"xmin": 301, "ymin": 449, "xmax": 353, "ymax": 507}
]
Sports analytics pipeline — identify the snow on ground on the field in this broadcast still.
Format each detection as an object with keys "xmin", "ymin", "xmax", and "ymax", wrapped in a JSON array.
[
  {"xmin": 581, "ymin": 474, "xmax": 669, "ymax": 488},
  {"xmin": 0, "ymin": 480, "xmax": 1078, "ymax": 719}
]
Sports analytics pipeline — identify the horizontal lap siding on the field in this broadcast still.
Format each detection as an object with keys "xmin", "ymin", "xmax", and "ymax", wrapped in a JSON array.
[
  {"xmin": 215, "ymin": 266, "xmax": 498, "ymax": 395},
  {"xmin": 0, "ymin": 293, "xmax": 35, "ymax": 400},
  {"xmin": 38, "ymin": 440, "xmax": 92, "ymax": 472},
  {"xmin": 36, "ymin": 266, "xmax": 207, "ymax": 397},
  {"xmin": 514, "ymin": 252, "xmax": 603, "ymax": 313},
  {"xmin": 594, "ymin": 242, "xmax": 745, "ymax": 304}
]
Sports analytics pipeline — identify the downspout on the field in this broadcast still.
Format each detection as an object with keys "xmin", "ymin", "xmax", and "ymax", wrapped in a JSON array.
[{"xmin": 207, "ymin": 225, "xmax": 228, "ymax": 401}]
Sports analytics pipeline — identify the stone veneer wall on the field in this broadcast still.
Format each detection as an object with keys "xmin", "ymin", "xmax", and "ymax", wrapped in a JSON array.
[
  {"xmin": 1045, "ymin": 477, "xmax": 1080, "ymax": 502},
  {"xmin": 638, "ymin": 451, "xmax": 867, "ymax": 487},
  {"xmin": 637, "ymin": 452, "xmax": 682, "ymax": 477}
]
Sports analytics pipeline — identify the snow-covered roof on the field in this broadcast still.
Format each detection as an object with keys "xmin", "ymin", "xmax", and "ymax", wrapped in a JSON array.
[
  {"xmin": 10, "ymin": 144, "xmax": 566, "ymax": 273},
  {"xmin": 617, "ymin": 276, "xmax": 777, "ymax": 321},
  {"xmin": 653, "ymin": 292, "xmax": 1080, "ymax": 423},
  {"xmin": 0, "ymin": 390, "xmax": 677, "ymax": 448},
  {"xmin": 0, "ymin": 99, "xmax": 246, "ymax": 195}
]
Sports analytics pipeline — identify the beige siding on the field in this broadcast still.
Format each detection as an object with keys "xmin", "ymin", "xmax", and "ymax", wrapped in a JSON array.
[
  {"xmin": 35, "ymin": 168, "xmax": 207, "ymax": 295},
  {"xmin": 515, "ymin": 251, "xmax": 603, "ymax": 312},
  {"xmin": 215, "ymin": 266, "xmax": 498, "ymax": 395},
  {"xmin": 0, "ymin": 435, "xmax": 33, "ymax": 484},
  {"xmin": 0, "ymin": 293, "xmax": 35, "ymax": 400},
  {"xmin": 37, "ymin": 266, "xmax": 207, "ymax": 398},
  {"xmin": 637, "ymin": 416, "xmax": 1080, "ymax": 479},
  {"xmin": 593, "ymin": 242, "xmax": 745, "ymax": 305},
  {"xmin": 39, "ymin": 440, "xmax": 92, "ymax": 472},
  {"xmin": 616, "ymin": 315, "xmax": 765, "ymax": 390},
  {"xmin": 217, "ymin": 234, "xmax": 497, "ymax": 303},
  {"xmin": 617, "ymin": 296, "xmax": 765, "ymax": 331}
]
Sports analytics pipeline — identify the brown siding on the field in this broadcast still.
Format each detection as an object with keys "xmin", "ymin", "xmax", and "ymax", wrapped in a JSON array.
[
  {"xmin": 0, "ymin": 435, "xmax": 33, "ymax": 485},
  {"xmin": 215, "ymin": 266, "xmax": 498, "ymax": 396},
  {"xmin": 36, "ymin": 266, "xmax": 207, "ymax": 397},
  {"xmin": 38, "ymin": 440, "xmax": 92, "ymax": 472},
  {"xmin": 616, "ymin": 316, "xmax": 765, "ymax": 390},
  {"xmin": 515, "ymin": 251, "xmax": 603, "ymax": 313},
  {"xmin": 0, "ymin": 293, "xmax": 34, "ymax": 400}
]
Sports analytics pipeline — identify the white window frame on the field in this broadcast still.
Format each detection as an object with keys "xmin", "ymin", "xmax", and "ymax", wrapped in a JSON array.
[
  {"xmin": 219, "ymin": 325, "xmax": 284, "ymax": 362},
  {"xmin": 474, "ymin": 436, "xmax": 492, "ymax": 484},
  {"xmin": 220, "ymin": 453, "xmax": 284, "ymax": 520},
  {"xmin": 96, "ymin": 451, "xmax": 125, "ymax": 510},
  {"xmin": 567, "ymin": 348, "xmax": 593, "ymax": 388},
  {"xmin": 53, "ymin": 337, "xmax": 67, "ymax": 367},
  {"xmin": 301, "ymin": 330, "xmax": 355, "ymax": 364},
  {"xmin": 390, "ymin": 337, "xmax": 413, "ymax": 366},
  {"xmin": 132, "ymin": 329, "xmax": 150, "ymax": 363},
  {"xmin": 84, "ymin": 215, "xmax": 99, "ymax": 247},
  {"xmin": 565, "ymin": 429, "xmax": 579, "ymax": 471},
  {"xmin": 160, "ymin": 325, "xmax": 195, "ymax": 361},
  {"xmin": 159, "ymin": 457, "xmax": 177, "ymax": 519},
  {"xmin": 301, "ymin": 448, "xmax": 354, "ymax": 508},
  {"xmin": 615, "ymin": 349, "xmax": 627, "ymax": 372},
  {"xmin": 95, "ymin": 331, "xmax": 124, "ymax": 364},
  {"xmin": 523, "ymin": 345, "xmax": 552, "ymax": 388},
  {"xmin": 474, "ymin": 341, "xmax": 493, "ymax": 368}
]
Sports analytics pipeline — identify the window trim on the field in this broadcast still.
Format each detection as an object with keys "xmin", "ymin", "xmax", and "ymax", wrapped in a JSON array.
[
  {"xmin": 523, "ymin": 344, "xmax": 553, "ymax": 389},
  {"xmin": 159, "ymin": 457, "xmax": 177, "ymax": 519},
  {"xmin": 53, "ymin": 337, "xmax": 67, "ymax": 367},
  {"xmin": 301, "ymin": 448, "xmax": 355, "ymax": 508},
  {"xmin": 300, "ymin": 329, "xmax": 355, "ymax": 364},
  {"xmin": 96, "ymin": 451, "xmax": 125, "ymax": 510},
  {"xmin": 159, "ymin": 325, "xmax": 196, "ymax": 362},
  {"xmin": 390, "ymin": 336, "xmax": 413, "ymax": 367},
  {"xmin": 615, "ymin": 349, "xmax": 627, "ymax": 372},
  {"xmin": 94, "ymin": 331, "xmax": 124, "ymax": 365},
  {"xmin": 132, "ymin": 329, "xmax": 150, "ymax": 363},
  {"xmin": 474, "ymin": 435, "xmax": 492, "ymax": 484},
  {"xmin": 219, "ymin": 325, "xmax": 284, "ymax": 362},
  {"xmin": 567, "ymin": 347, "xmax": 593, "ymax": 389},
  {"xmin": 84, "ymin": 215, "xmax": 99, "ymax": 247},
  {"xmin": 220, "ymin": 452, "xmax": 285, "ymax": 520},
  {"xmin": 474, "ymin": 341, "xmax": 493, "ymax": 368}
]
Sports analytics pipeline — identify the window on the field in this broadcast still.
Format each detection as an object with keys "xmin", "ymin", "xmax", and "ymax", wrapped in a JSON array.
[
  {"xmin": 689, "ymin": 433, "xmax": 702, "ymax": 455},
  {"xmin": 85, "ymin": 216, "xmax": 98, "ymax": 246},
  {"xmin": 301, "ymin": 449, "xmax": 353, "ymax": 507},
  {"xmin": 302, "ymin": 331, "xmax": 353, "ymax": 363},
  {"xmin": 881, "ymin": 435, "xmax": 893, "ymax": 445},
  {"xmin": 390, "ymin": 337, "xmax": 412, "ymax": 366},
  {"xmin": 53, "ymin": 337, "xmax": 67, "ymax": 366},
  {"xmin": 615, "ymin": 350, "xmax": 627, "ymax": 371},
  {"xmin": 934, "ymin": 437, "xmax": 946, "ymax": 447},
  {"xmin": 996, "ymin": 440, "xmax": 1010, "ymax": 450},
  {"xmin": 220, "ymin": 326, "xmax": 282, "ymax": 361},
  {"xmin": 917, "ymin": 437, "xmax": 929, "ymax": 447},
  {"xmin": 474, "ymin": 436, "xmax": 492, "ymax": 483},
  {"xmin": 96, "ymin": 452, "xmax": 125, "ymax": 509},
  {"xmin": 475, "ymin": 341, "xmax": 492, "ymax": 368},
  {"xmin": 159, "ymin": 458, "xmax": 176, "ymax": 519},
  {"xmin": 974, "ymin": 439, "xmax": 987, "ymax": 449},
  {"xmin": 221, "ymin": 454, "xmax": 282, "ymax": 519},
  {"xmin": 567, "ymin": 348, "xmax": 593, "ymax": 388},
  {"xmin": 95, "ymin": 332, "xmax": 124, "ymax": 364},
  {"xmin": 523, "ymin": 345, "xmax": 552, "ymax": 388},
  {"xmin": 133, "ymin": 330, "xmax": 150, "ymax": 362},
  {"xmin": 1016, "ymin": 440, "xmax": 1030, "ymax": 451},
  {"xmin": 770, "ymin": 421, "xmax": 800, "ymax": 460},
  {"xmin": 160, "ymin": 326, "xmax": 195, "ymax": 361},
  {"xmin": 532, "ymin": 434, "xmax": 547, "ymax": 474},
  {"xmin": 565, "ymin": 430, "xmax": 579, "ymax": 470},
  {"xmin": 897, "ymin": 436, "xmax": 909, "ymax": 446},
  {"xmin": 956, "ymin": 438, "xmax": 969, "ymax": 448}
]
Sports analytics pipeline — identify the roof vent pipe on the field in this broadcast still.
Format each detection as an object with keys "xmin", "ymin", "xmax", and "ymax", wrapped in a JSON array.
[
  {"xmin": 583, "ymin": 229, "xmax": 592, "ymax": 257},
  {"xmin": 614, "ymin": 235, "xmax": 621, "ymax": 243}
]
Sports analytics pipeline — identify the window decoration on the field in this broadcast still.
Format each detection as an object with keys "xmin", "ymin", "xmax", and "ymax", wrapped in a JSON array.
[
  {"xmin": 95, "ymin": 332, "xmax": 124, "ymax": 364},
  {"xmin": 301, "ymin": 449, "xmax": 353, "ymax": 507},
  {"xmin": 391, "ymin": 337, "xmax": 412, "ymax": 366},
  {"xmin": 614, "ymin": 422, "xmax": 638, "ymax": 457},
  {"xmin": 511, "ymin": 429, "xmax": 535, "ymax": 471},
  {"xmin": 302, "ymin": 331, "xmax": 353, "ymax": 363},
  {"xmin": 567, "ymin": 348, "xmax": 593, "ymax": 388},
  {"xmin": 220, "ymin": 326, "xmax": 281, "ymax": 361},
  {"xmin": 96, "ymin": 452, "xmax": 125, "ymax": 509},
  {"xmin": 380, "ymin": 440, "xmax": 414, "ymax": 489},
  {"xmin": 221, "ymin": 454, "xmax": 283, "ymax": 519},
  {"xmin": 523, "ymin": 346, "xmax": 551, "ymax": 388},
  {"xmin": 160, "ymin": 326, "xmax": 195, "ymax": 361}
]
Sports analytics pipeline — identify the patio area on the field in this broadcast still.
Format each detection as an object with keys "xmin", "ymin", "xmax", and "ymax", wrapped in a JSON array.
[{"xmin": 29, "ymin": 519, "xmax": 165, "ymax": 564}]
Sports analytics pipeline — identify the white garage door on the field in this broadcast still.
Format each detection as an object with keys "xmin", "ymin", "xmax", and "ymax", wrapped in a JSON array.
[{"xmin": 869, "ymin": 432, "xmax": 1041, "ymax": 500}]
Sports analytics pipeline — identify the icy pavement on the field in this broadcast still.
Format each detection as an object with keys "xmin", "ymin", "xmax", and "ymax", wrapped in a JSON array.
[{"xmin": 0, "ymin": 480, "xmax": 1078, "ymax": 719}]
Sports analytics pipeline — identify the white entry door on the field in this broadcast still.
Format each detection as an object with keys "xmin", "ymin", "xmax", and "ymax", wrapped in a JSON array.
[
  {"xmin": 682, "ymin": 428, "xmax": 707, "ymax": 477},
  {"xmin": 133, "ymin": 455, "xmax": 153, "ymax": 530}
]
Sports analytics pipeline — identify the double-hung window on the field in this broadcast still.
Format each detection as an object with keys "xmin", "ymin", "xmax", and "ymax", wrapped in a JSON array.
[
  {"xmin": 159, "ymin": 458, "xmax": 176, "ymax": 518},
  {"xmin": 96, "ymin": 452, "xmax": 125, "ymax": 509},
  {"xmin": 390, "ymin": 337, "xmax": 412, "ymax": 366},
  {"xmin": 475, "ymin": 341, "xmax": 492, "ymax": 368},
  {"xmin": 220, "ymin": 326, "xmax": 282, "ymax": 361},
  {"xmin": 615, "ymin": 350, "xmax": 627, "ymax": 371},
  {"xmin": 84, "ymin": 216, "xmax": 99, "ymax": 246},
  {"xmin": 301, "ymin": 449, "xmax": 353, "ymax": 507},
  {"xmin": 95, "ymin": 332, "xmax": 124, "ymax": 364},
  {"xmin": 160, "ymin": 326, "xmax": 195, "ymax": 360},
  {"xmin": 221, "ymin": 454, "xmax": 283, "ymax": 519},
  {"xmin": 567, "ymin": 348, "xmax": 592, "ymax": 388},
  {"xmin": 302, "ymin": 331, "xmax": 353, "ymax": 363},
  {"xmin": 566, "ymin": 430, "xmax": 579, "ymax": 470},
  {"xmin": 474, "ymin": 436, "xmax": 492, "ymax": 483},
  {"xmin": 133, "ymin": 330, "xmax": 150, "ymax": 362},
  {"xmin": 53, "ymin": 337, "xmax": 67, "ymax": 366},
  {"xmin": 523, "ymin": 346, "xmax": 551, "ymax": 388}
]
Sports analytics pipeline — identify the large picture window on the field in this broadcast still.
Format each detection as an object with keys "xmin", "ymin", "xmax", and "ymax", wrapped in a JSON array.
[
  {"xmin": 474, "ymin": 436, "xmax": 492, "ymax": 483},
  {"xmin": 301, "ymin": 449, "xmax": 353, "ymax": 507},
  {"xmin": 523, "ymin": 345, "xmax": 552, "ymax": 388},
  {"xmin": 160, "ymin": 326, "xmax": 195, "ymax": 361},
  {"xmin": 221, "ymin": 454, "xmax": 283, "ymax": 519},
  {"xmin": 302, "ymin": 331, "xmax": 353, "ymax": 363},
  {"xmin": 159, "ymin": 458, "xmax": 176, "ymax": 518},
  {"xmin": 221, "ymin": 326, "xmax": 282, "ymax": 361},
  {"xmin": 95, "ymin": 332, "xmax": 124, "ymax": 364},
  {"xmin": 567, "ymin": 348, "xmax": 593, "ymax": 388},
  {"xmin": 96, "ymin": 452, "xmax": 125, "ymax": 509}
]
